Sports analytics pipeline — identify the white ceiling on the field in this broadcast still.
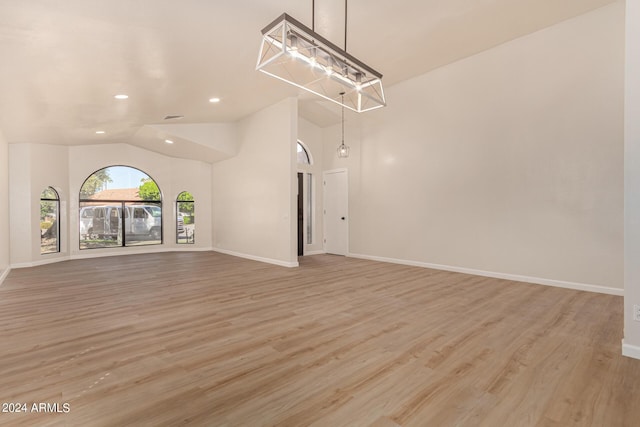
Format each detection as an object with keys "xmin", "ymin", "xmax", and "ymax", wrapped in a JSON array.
[{"xmin": 0, "ymin": 0, "xmax": 616, "ymax": 157}]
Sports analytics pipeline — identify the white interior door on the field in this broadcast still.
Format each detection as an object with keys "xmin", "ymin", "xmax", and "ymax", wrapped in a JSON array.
[{"xmin": 323, "ymin": 169, "xmax": 348, "ymax": 255}]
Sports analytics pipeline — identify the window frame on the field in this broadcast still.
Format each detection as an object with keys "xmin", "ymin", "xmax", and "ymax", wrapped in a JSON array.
[
  {"xmin": 40, "ymin": 187, "xmax": 60, "ymax": 255},
  {"xmin": 176, "ymin": 191, "xmax": 195, "ymax": 245},
  {"xmin": 297, "ymin": 141, "xmax": 313, "ymax": 165},
  {"xmin": 78, "ymin": 165, "xmax": 163, "ymax": 250},
  {"xmin": 296, "ymin": 141, "xmax": 315, "ymax": 248}
]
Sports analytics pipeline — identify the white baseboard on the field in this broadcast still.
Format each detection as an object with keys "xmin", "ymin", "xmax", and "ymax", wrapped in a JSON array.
[
  {"xmin": 304, "ymin": 250, "xmax": 326, "ymax": 256},
  {"xmin": 11, "ymin": 256, "xmax": 69, "ymax": 269},
  {"xmin": 0, "ymin": 266, "xmax": 10, "ymax": 287},
  {"xmin": 348, "ymin": 253, "xmax": 623, "ymax": 296},
  {"xmin": 11, "ymin": 246, "xmax": 215, "ymax": 269},
  {"xmin": 622, "ymin": 340, "xmax": 640, "ymax": 360},
  {"xmin": 213, "ymin": 247, "xmax": 299, "ymax": 268},
  {"xmin": 70, "ymin": 246, "xmax": 213, "ymax": 262}
]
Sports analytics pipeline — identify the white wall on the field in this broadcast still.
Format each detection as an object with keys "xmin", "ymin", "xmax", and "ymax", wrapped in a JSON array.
[
  {"xmin": 298, "ymin": 117, "xmax": 325, "ymax": 255},
  {"xmin": 328, "ymin": 3, "xmax": 624, "ymax": 293},
  {"xmin": 0, "ymin": 130, "xmax": 9, "ymax": 284},
  {"xmin": 9, "ymin": 144, "xmax": 35, "ymax": 266},
  {"xmin": 212, "ymin": 98, "xmax": 298, "ymax": 267},
  {"xmin": 624, "ymin": 0, "xmax": 640, "ymax": 358},
  {"xmin": 8, "ymin": 143, "xmax": 212, "ymax": 266},
  {"xmin": 9, "ymin": 144, "xmax": 69, "ymax": 265}
]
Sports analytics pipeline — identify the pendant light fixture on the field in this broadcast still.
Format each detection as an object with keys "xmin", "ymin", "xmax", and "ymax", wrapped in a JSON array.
[
  {"xmin": 337, "ymin": 92, "xmax": 350, "ymax": 158},
  {"xmin": 256, "ymin": 0, "xmax": 386, "ymax": 113}
]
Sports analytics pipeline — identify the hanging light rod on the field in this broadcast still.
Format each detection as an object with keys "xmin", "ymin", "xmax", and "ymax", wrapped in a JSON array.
[
  {"xmin": 256, "ymin": 12, "xmax": 386, "ymax": 113},
  {"xmin": 337, "ymin": 92, "xmax": 350, "ymax": 158}
]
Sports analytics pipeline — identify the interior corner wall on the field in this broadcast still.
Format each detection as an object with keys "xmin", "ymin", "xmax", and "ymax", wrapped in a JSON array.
[
  {"xmin": 9, "ymin": 144, "xmax": 69, "ymax": 266},
  {"xmin": 624, "ymin": 0, "xmax": 640, "ymax": 357},
  {"xmin": 340, "ymin": 2, "xmax": 624, "ymax": 292},
  {"xmin": 212, "ymin": 97, "xmax": 298, "ymax": 267},
  {"xmin": 0, "ymin": 130, "xmax": 9, "ymax": 283}
]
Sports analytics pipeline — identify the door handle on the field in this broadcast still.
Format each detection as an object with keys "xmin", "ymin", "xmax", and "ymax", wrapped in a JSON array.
[{"xmin": 341, "ymin": 217, "xmax": 346, "ymax": 220}]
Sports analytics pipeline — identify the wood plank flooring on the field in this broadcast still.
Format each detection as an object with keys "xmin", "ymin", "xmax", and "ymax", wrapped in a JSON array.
[{"xmin": 0, "ymin": 252, "xmax": 639, "ymax": 426}]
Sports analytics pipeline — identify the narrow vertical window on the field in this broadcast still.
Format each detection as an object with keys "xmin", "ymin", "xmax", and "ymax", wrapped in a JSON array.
[
  {"xmin": 307, "ymin": 173, "xmax": 313, "ymax": 244},
  {"xmin": 40, "ymin": 187, "xmax": 60, "ymax": 254},
  {"xmin": 297, "ymin": 141, "xmax": 313, "ymax": 250},
  {"xmin": 177, "ymin": 191, "xmax": 195, "ymax": 244}
]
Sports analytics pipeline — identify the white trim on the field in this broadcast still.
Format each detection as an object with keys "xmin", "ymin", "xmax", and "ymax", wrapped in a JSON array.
[
  {"xmin": 0, "ymin": 267, "xmax": 10, "ymax": 286},
  {"xmin": 323, "ymin": 167, "xmax": 348, "ymax": 175},
  {"xmin": 71, "ymin": 246, "xmax": 212, "ymax": 262},
  {"xmin": 297, "ymin": 171, "xmax": 314, "ymax": 249},
  {"xmin": 304, "ymin": 250, "xmax": 326, "ymax": 255},
  {"xmin": 11, "ymin": 256, "xmax": 69, "ymax": 269},
  {"xmin": 11, "ymin": 246, "xmax": 214, "ymax": 269},
  {"xmin": 213, "ymin": 247, "xmax": 299, "ymax": 268},
  {"xmin": 348, "ymin": 253, "xmax": 623, "ymax": 296},
  {"xmin": 296, "ymin": 140, "xmax": 314, "ymax": 166},
  {"xmin": 622, "ymin": 340, "xmax": 640, "ymax": 360}
]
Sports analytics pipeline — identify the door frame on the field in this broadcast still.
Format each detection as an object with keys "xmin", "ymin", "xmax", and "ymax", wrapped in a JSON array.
[
  {"xmin": 297, "ymin": 172, "xmax": 304, "ymax": 256},
  {"xmin": 296, "ymin": 170, "xmax": 314, "ymax": 256}
]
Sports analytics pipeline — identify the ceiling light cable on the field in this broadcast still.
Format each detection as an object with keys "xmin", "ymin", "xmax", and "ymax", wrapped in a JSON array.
[{"xmin": 344, "ymin": 0, "xmax": 347, "ymax": 51}]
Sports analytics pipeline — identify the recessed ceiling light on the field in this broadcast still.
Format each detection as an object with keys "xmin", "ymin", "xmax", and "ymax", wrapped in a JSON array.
[
  {"xmin": 114, "ymin": 94, "xmax": 129, "ymax": 99},
  {"xmin": 165, "ymin": 139, "xmax": 174, "ymax": 144},
  {"xmin": 95, "ymin": 130, "xmax": 105, "ymax": 134},
  {"xmin": 209, "ymin": 97, "xmax": 221, "ymax": 103}
]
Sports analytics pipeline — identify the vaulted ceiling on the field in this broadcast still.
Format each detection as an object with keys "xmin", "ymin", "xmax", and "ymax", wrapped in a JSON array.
[{"xmin": 0, "ymin": 0, "xmax": 616, "ymax": 158}]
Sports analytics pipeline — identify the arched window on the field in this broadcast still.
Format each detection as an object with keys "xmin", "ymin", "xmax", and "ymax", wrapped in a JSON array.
[
  {"xmin": 297, "ymin": 141, "xmax": 311, "ymax": 165},
  {"xmin": 40, "ymin": 187, "xmax": 60, "ymax": 254},
  {"xmin": 296, "ymin": 141, "xmax": 314, "ymax": 248},
  {"xmin": 177, "ymin": 191, "xmax": 195, "ymax": 244},
  {"xmin": 79, "ymin": 166, "xmax": 162, "ymax": 249}
]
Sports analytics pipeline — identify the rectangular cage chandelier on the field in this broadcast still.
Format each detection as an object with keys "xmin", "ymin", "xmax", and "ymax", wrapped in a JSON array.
[{"xmin": 256, "ymin": 13, "xmax": 386, "ymax": 113}]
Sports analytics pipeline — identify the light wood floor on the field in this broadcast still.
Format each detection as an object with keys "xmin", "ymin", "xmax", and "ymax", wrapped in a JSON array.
[{"xmin": 1, "ymin": 252, "xmax": 639, "ymax": 426}]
